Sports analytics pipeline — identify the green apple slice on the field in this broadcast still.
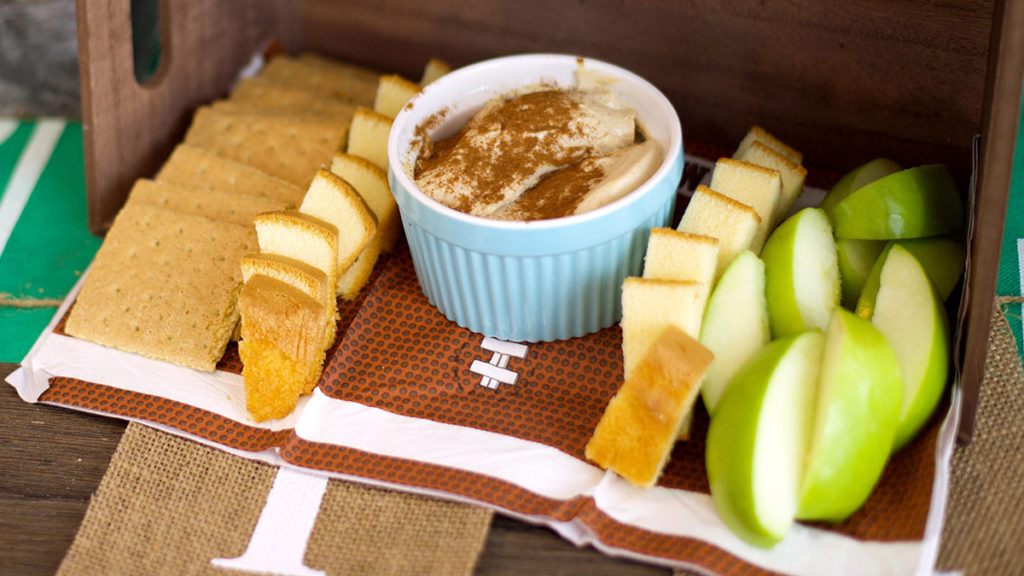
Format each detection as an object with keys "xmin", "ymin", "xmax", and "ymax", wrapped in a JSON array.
[
  {"xmin": 797, "ymin": 309, "xmax": 902, "ymax": 521},
  {"xmin": 837, "ymin": 238, "xmax": 886, "ymax": 309},
  {"xmin": 870, "ymin": 245, "xmax": 950, "ymax": 451},
  {"xmin": 855, "ymin": 237, "xmax": 967, "ymax": 319},
  {"xmin": 706, "ymin": 331, "xmax": 823, "ymax": 548},
  {"xmin": 699, "ymin": 250, "xmax": 771, "ymax": 415},
  {"xmin": 819, "ymin": 158, "xmax": 902, "ymax": 213},
  {"xmin": 825, "ymin": 164, "xmax": 963, "ymax": 240},
  {"xmin": 761, "ymin": 207, "xmax": 840, "ymax": 338}
]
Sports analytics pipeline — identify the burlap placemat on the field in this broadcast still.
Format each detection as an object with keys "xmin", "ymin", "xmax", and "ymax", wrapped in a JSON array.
[
  {"xmin": 936, "ymin": 296, "xmax": 1024, "ymax": 576},
  {"xmin": 57, "ymin": 423, "xmax": 492, "ymax": 576}
]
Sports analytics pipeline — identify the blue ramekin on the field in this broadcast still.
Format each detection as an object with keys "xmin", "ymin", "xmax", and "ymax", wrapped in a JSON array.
[{"xmin": 388, "ymin": 54, "xmax": 684, "ymax": 342}]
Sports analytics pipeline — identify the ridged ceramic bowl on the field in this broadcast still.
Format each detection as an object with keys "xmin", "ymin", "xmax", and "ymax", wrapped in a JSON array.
[{"xmin": 388, "ymin": 53, "xmax": 684, "ymax": 342}]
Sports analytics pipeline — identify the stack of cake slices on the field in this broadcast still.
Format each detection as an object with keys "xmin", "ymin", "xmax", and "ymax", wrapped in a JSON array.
[{"xmin": 586, "ymin": 126, "xmax": 808, "ymax": 487}]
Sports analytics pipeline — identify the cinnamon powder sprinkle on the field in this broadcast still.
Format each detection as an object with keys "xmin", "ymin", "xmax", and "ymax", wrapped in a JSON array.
[
  {"xmin": 494, "ymin": 160, "xmax": 606, "ymax": 221},
  {"xmin": 414, "ymin": 89, "xmax": 597, "ymax": 217}
]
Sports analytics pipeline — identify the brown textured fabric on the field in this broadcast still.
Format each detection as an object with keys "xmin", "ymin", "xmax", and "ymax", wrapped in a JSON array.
[
  {"xmin": 58, "ymin": 422, "xmax": 492, "ymax": 576},
  {"xmin": 937, "ymin": 296, "xmax": 1024, "ymax": 576}
]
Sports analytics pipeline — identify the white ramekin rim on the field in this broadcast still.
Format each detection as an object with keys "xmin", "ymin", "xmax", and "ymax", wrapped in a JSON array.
[{"xmin": 387, "ymin": 53, "xmax": 683, "ymax": 237}]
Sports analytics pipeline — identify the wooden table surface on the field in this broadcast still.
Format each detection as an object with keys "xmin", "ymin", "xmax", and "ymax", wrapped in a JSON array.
[{"xmin": 0, "ymin": 362, "xmax": 671, "ymax": 576}]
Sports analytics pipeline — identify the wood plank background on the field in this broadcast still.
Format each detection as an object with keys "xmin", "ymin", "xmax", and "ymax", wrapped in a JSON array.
[
  {"xmin": 296, "ymin": 0, "xmax": 994, "ymax": 180},
  {"xmin": 70, "ymin": 0, "xmax": 996, "ymax": 233}
]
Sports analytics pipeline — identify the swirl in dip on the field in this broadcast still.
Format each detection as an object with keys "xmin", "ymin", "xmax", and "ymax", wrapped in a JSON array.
[{"xmin": 413, "ymin": 71, "xmax": 663, "ymax": 221}]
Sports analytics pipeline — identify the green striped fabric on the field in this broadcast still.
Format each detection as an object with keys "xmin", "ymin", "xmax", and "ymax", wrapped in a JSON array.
[
  {"xmin": 997, "ymin": 90, "xmax": 1024, "ymax": 359},
  {"xmin": 0, "ymin": 118, "xmax": 101, "ymax": 362}
]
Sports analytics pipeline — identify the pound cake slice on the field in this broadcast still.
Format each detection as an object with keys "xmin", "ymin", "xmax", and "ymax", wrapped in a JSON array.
[
  {"xmin": 155, "ymin": 144, "xmax": 305, "ymax": 207},
  {"xmin": 420, "ymin": 58, "xmax": 452, "ymax": 85},
  {"xmin": 347, "ymin": 107, "xmax": 394, "ymax": 171},
  {"xmin": 708, "ymin": 158, "xmax": 782, "ymax": 253},
  {"xmin": 183, "ymin": 106, "xmax": 349, "ymax": 188},
  {"xmin": 640, "ymin": 228, "xmax": 720, "ymax": 439},
  {"xmin": 337, "ymin": 231, "xmax": 382, "ymax": 300},
  {"xmin": 238, "ymin": 275, "xmax": 332, "ymax": 421},
  {"xmin": 254, "ymin": 210, "xmax": 340, "ymax": 294},
  {"xmin": 126, "ymin": 179, "xmax": 288, "ymax": 227},
  {"xmin": 586, "ymin": 325, "xmax": 714, "ymax": 488},
  {"xmin": 299, "ymin": 168, "xmax": 378, "ymax": 282},
  {"xmin": 66, "ymin": 202, "xmax": 256, "ymax": 371},
  {"xmin": 240, "ymin": 253, "xmax": 332, "ymax": 308},
  {"xmin": 733, "ymin": 125, "xmax": 803, "ymax": 165},
  {"xmin": 620, "ymin": 277, "xmax": 710, "ymax": 381},
  {"xmin": 240, "ymin": 253, "xmax": 337, "ymax": 348},
  {"xmin": 373, "ymin": 74, "xmax": 422, "ymax": 118},
  {"xmin": 738, "ymin": 141, "xmax": 807, "ymax": 224},
  {"xmin": 642, "ymin": 228, "xmax": 719, "ymax": 285},
  {"xmin": 331, "ymin": 152, "xmax": 401, "ymax": 253},
  {"xmin": 678, "ymin": 185, "xmax": 761, "ymax": 280}
]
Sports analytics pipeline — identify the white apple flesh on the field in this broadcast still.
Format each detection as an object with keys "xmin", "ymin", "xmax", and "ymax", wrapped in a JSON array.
[
  {"xmin": 699, "ymin": 250, "xmax": 771, "ymax": 415},
  {"xmin": 705, "ymin": 332, "xmax": 823, "ymax": 548},
  {"xmin": 797, "ymin": 308, "xmax": 903, "ymax": 521},
  {"xmin": 761, "ymin": 207, "xmax": 840, "ymax": 338},
  {"xmin": 870, "ymin": 245, "xmax": 950, "ymax": 451},
  {"xmin": 856, "ymin": 237, "xmax": 966, "ymax": 319}
]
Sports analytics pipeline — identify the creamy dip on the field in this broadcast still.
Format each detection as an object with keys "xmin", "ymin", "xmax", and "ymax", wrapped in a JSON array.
[{"xmin": 413, "ymin": 79, "xmax": 662, "ymax": 220}]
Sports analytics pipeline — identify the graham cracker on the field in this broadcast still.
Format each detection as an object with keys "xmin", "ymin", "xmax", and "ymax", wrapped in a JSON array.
[
  {"xmin": 210, "ymin": 100, "xmax": 356, "ymax": 123},
  {"xmin": 156, "ymin": 144, "xmax": 305, "ymax": 207},
  {"xmin": 227, "ymin": 77, "xmax": 358, "ymax": 120},
  {"xmin": 126, "ymin": 178, "xmax": 288, "ymax": 227},
  {"xmin": 257, "ymin": 54, "xmax": 380, "ymax": 107},
  {"xmin": 65, "ymin": 202, "xmax": 256, "ymax": 371},
  {"xmin": 182, "ymin": 106, "xmax": 349, "ymax": 188}
]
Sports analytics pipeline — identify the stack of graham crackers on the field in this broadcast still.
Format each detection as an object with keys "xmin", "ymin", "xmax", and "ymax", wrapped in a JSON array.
[
  {"xmin": 66, "ymin": 52, "xmax": 450, "ymax": 423},
  {"xmin": 586, "ymin": 126, "xmax": 808, "ymax": 487}
]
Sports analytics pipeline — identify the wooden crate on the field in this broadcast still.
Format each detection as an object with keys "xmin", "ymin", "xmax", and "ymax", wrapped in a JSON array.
[{"xmin": 76, "ymin": 0, "xmax": 1024, "ymax": 441}]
